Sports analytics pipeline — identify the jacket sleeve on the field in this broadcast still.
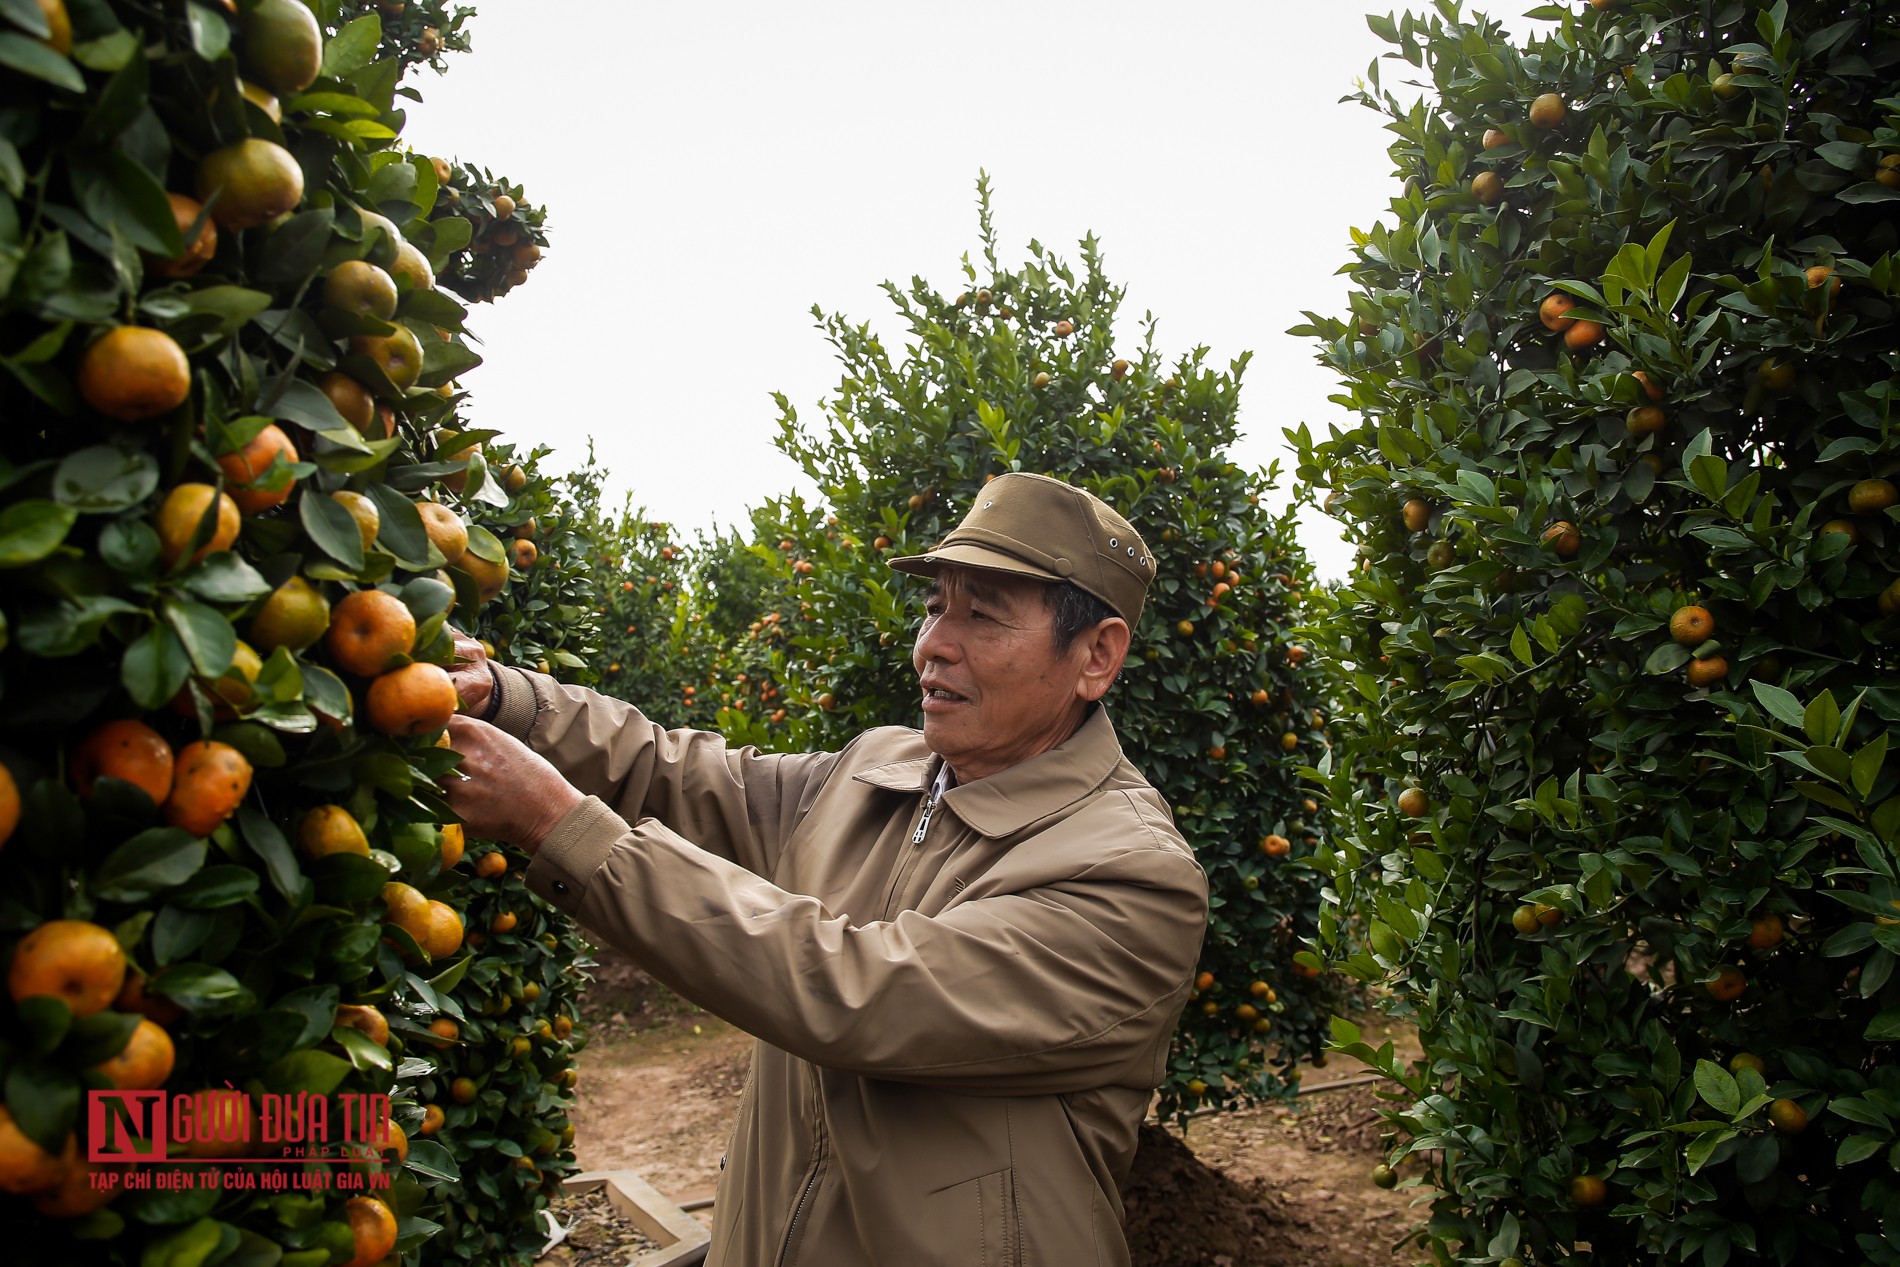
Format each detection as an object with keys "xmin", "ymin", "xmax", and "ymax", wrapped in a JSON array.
[
  {"xmin": 522, "ymin": 794, "xmax": 1210, "ymax": 1095},
  {"xmin": 487, "ymin": 665, "xmax": 842, "ymax": 878}
]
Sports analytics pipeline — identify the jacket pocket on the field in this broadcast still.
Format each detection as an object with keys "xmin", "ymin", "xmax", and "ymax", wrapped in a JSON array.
[{"xmin": 917, "ymin": 1167, "xmax": 1016, "ymax": 1266}]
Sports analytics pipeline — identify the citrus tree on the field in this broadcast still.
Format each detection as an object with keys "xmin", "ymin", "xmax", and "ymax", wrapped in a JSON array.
[
  {"xmin": 733, "ymin": 179, "xmax": 1334, "ymax": 1117},
  {"xmin": 1294, "ymin": 2, "xmax": 1900, "ymax": 1263},
  {"xmin": 0, "ymin": 1, "xmax": 583, "ymax": 1261}
]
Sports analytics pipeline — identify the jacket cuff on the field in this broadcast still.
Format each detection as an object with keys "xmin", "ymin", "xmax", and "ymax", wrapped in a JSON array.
[
  {"xmin": 488, "ymin": 664, "xmax": 539, "ymax": 739},
  {"xmin": 524, "ymin": 795, "xmax": 625, "ymax": 911}
]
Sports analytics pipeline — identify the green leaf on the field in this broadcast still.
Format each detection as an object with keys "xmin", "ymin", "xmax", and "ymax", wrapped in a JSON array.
[
  {"xmin": 1837, "ymin": 1134, "xmax": 1886, "ymax": 1166},
  {"xmin": 1851, "ymin": 733, "xmax": 1888, "ymax": 800},
  {"xmin": 63, "ymin": 1009, "xmax": 141, "ymax": 1069},
  {"xmin": 178, "ymin": 553, "xmax": 271, "ymax": 605},
  {"xmin": 122, "ymin": 622, "xmax": 192, "ymax": 710},
  {"xmin": 1751, "ymin": 679, "xmax": 1807, "ymax": 728},
  {"xmin": 0, "ymin": 0, "xmax": 50, "ymax": 38},
  {"xmin": 15, "ymin": 995, "xmax": 72, "ymax": 1056},
  {"xmin": 162, "ymin": 598, "xmax": 237, "ymax": 677},
  {"xmin": 320, "ymin": 15, "xmax": 382, "ymax": 80},
  {"xmin": 168, "ymin": 865, "xmax": 260, "ymax": 910},
  {"xmin": 1645, "ymin": 642, "xmax": 1692, "ymax": 675},
  {"xmin": 69, "ymin": 150, "xmax": 180, "ymax": 257},
  {"xmin": 93, "ymin": 830, "xmax": 208, "ymax": 902},
  {"xmin": 140, "ymin": 1217, "xmax": 223, "ymax": 1267},
  {"xmin": 262, "ymin": 376, "xmax": 350, "ymax": 432},
  {"xmin": 0, "ymin": 499, "xmax": 77, "ymax": 565},
  {"xmin": 403, "ymin": 1139, "xmax": 461, "ymax": 1183},
  {"xmin": 1867, "ymin": 1006, "xmax": 1900, "ymax": 1042},
  {"xmin": 1804, "ymin": 690, "xmax": 1842, "ymax": 746},
  {"xmin": 259, "ymin": 1049, "xmax": 352, "ymax": 1098},
  {"xmin": 302, "ymin": 665, "xmax": 352, "ymax": 727},
  {"xmin": 184, "ymin": 2, "xmax": 231, "ymax": 60},
  {"xmin": 6, "ymin": 1060, "xmax": 79, "ymax": 1153},
  {"xmin": 235, "ymin": 805, "xmax": 302, "ymax": 901},
  {"xmin": 0, "ymin": 30, "xmax": 83, "ymax": 91},
  {"xmin": 54, "ymin": 445, "xmax": 159, "ymax": 512},
  {"xmin": 332, "ymin": 1025, "xmax": 392, "ymax": 1072},
  {"xmin": 1693, "ymin": 1059, "xmax": 1741, "ymax": 1116},
  {"xmin": 364, "ymin": 483, "xmax": 432, "ymax": 568},
  {"xmin": 299, "ymin": 488, "xmax": 366, "ymax": 570},
  {"xmin": 148, "ymin": 963, "xmax": 248, "ymax": 1012}
]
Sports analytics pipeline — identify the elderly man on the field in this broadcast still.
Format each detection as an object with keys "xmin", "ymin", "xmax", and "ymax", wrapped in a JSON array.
[{"xmin": 443, "ymin": 471, "xmax": 1208, "ymax": 1267}]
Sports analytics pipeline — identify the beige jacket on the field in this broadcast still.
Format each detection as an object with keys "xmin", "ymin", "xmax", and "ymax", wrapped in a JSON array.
[{"xmin": 489, "ymin": 668, "xmax": 1208, "ymax": 1267}]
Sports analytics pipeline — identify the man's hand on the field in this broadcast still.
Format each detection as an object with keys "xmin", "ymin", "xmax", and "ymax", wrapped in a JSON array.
[
  {"xmin": 442, "ymin": 715, "xmax": 584, "ymax": 854},
  {"xmin": 447, "ymin": 630, "xmax": 494, "ymax": 715}
]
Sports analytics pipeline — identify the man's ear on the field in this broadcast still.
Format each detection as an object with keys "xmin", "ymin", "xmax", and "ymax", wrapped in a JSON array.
[{"xmin": 1075, "ymin": 618, "xmax": 1132, "ymax": 703}]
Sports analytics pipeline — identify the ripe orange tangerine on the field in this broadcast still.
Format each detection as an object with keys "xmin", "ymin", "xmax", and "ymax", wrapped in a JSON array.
[
  {"xmin": 217, "ymin": 423, "xmax": 300, "ymax": 515},
  {"xmin": 93, "ymin": 1018, "xmax": 175, "ymax": 1090},
  {"xmin": 155, "ymin": 483, "xmax": 241, "ymax": 569},
  {"xmin": 1686, "ymin": 656, "xmax": 1728, "ymax": 689},
  {"xmin": 1669, "ymin": 605, "xmax": 1714, "ymax": 646},
  {"xmin": 366, "ymin": 662, "xmax": 459, "ymax": 737},
  {"xmin": 326, "ymin": 589, "xmax": 417, "ymax": 677},
  {"xmin": 342, "ymin": 1196, "xmax": 398, "ymax": 1267},
  {"xmin": 1706, "ymin": 965, "xmax": 1746, "ymax": 1001},
  {"xmin": 7, "ymin": 919, "xmax": 126, "ymax": 1017},
  {"xmin": 79, "ymin": 327, "xmax": 191, "ymax": 421},
  {"xmin": 72, "ymin": 719, "xmax": 175, "ymax": 805},
  {"xmin": 163, "ymin": 741, "xmax": 253, "ymax": 837},
  {"xmin": 1538, "ymin": 293, "xmax": 1579, "ymax": 331}
]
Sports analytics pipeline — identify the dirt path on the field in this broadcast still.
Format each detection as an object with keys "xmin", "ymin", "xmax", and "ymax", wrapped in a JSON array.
[{"xmin": 568, "ymin": 969, "xmax": 1430, "ymax": 1265}]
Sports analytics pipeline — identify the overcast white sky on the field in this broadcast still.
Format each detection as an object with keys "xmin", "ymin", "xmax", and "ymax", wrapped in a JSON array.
[{"xmin": 405, "ymin": 3, "xmax": 1540, "ymax": 581}]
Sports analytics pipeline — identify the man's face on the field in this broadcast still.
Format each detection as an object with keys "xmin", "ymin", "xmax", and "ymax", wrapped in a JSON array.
[{"xmin": 912, "ymin": 567, "xmax": 1096, "ymax": 783}]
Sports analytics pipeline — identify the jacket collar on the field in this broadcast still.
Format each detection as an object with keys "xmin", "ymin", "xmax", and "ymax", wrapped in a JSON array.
[{"xmin": 852, "ymin": 706, "xmax": 1125, "ymax": 839}]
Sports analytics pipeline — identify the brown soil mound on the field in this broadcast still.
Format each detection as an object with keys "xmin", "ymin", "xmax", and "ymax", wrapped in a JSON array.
[{"xmin": 1125, "ymin": 1123, "xmax": 1298, "ymax": 1266}]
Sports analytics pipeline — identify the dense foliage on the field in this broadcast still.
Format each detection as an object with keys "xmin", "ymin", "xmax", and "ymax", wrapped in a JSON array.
[
  {"xmin": 0, "ymin": 1, "xmax": 586, "ymax": 1262},
  {"xmin": 1295, "ymin": 2, "xmax": 1900, "ymax": 1263}
]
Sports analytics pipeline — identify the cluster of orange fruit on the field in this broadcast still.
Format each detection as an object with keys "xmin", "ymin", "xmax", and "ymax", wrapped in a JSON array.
[{"xmin": 1469, "ymin": 92, "xmax": 1569, "ymax": 207}]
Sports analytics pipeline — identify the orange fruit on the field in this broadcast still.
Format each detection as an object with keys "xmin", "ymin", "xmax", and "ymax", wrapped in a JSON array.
[
  {"xmin": 367, "ymin": 662, "xmax": 459, "ymax": 737},
  {"xmin": 1706, "ymin": 965, "xmax": 1746, "ymax": 1001},
  {"xmin": 1193, "ymin": 970, "xmax": 1215, "ymax": 992},
  {"xmin": 1631, "ymin": 370, "xmax": 1665, "ymax": 400},
  {"xmin": 318, "ymin": 371, "xmax": 379, "ymax": 434},
  {"xmin": 298, "ymin": 805, "xmax": 369, "ymax": 859},
  {"xmin": 474, "ymin": 851, "xmax": 507, "ymax": 879},
  {"xmin": 390, "ymin": 240, "xmax": 435, "ymax": 292},
  {"xmin": 349, "ymin": 326, "xmax": 424, "ymax": 389},
  {"xmin": 1397, "ymin": 787, "xmax": 1429, "ymax": 817},
  {"xmin": 217, "ymin": 423, "xmax": 299, "ymax": 515},
  {"xmin": 1280, "ymin": 732, "xmax": 1299, "ymax": 752},
  {"xmin": 1686, "ymin": 656, "xmax": 1728, "ymax": 688},
  {"xmin": 242, "ymin": 0, "xmax": 323, "ymax": 93},
  {"xmin": 170, "ymin": 638, "xmax": 262, "ymax": 721},
  {"xmin": 93, "ymin": 1017, "xmax": 176, "ymax": 1090},
  {"xmin": 1669, "ymin": 605, "xmax": 1714, "ymax": 646},
  {"xmin": 8, "ymin": 920, "xmax": 126, "ymax": 1017},
  {"xmin": 426, "ymin": 1017, "xmax": 458, "ymax": 1047},
  {"xmin": 154, "ymin": 483, "xmax": 240, "ymax": 568},
  {"xmin": 163, "ymin": 741, "xmax": 253, "ymax": 836},
  {"xmin": 72, "ymin": 719, "xmax": 175, "ymax": 804},
  {"xmin": 438, "ymin": 822, "xmax": 466, "ymax": 869},
  {"xmin": 196, "ymin": 138, "xmax": 304, "ymax": 230},
  {"xmin": 1470, "ymin": 171, "xmax": 1504, "ymax": 205},
  {"xmin": 0, "ymin": 1108, "xmax": 70, "ymax": 1195},
  {"xmin": 79, "ymin": 326, "xmax": 191, "ymax": 422},
  {"xmin": 237, "ymin": 78, "xmax": 280, "ymax": 121},
  {"xmin": 326, "ymin": 589, "xmax": 417, "ymax": 677},
  {"xmin": 1747, "ymin": 913, "xmax": 1785, "ymax": 949},
  {"xmin": 461, "ymin": 549, "xmax": 508, "ymax": 603},
  {"xmin": 379, "ymin": 881, "xmax": 428, "ymax": 929},
  {"xmin": 248, "ymin": 575, "xmax": 331, "ymax": 653},
  {"xmin": 1820, "ymin": 518, "xmax": 1858, "ymax": 545},
  {"xmin": 1541, "ymin": 521, "xmax": 1581, "ymax": 556},
  {"xmin": 1756, "ymin": 358, "xmax": 1796, "ymax": 392},
  {"xmin": 116, "ymin": 968, "xmax": 183, "ymax": 1025},
  {"xmin": 1529, "ymin": 92, "xmax": 1567, "ymax": 128},
  {"xmin": 419, "ymin": 901, "xmax": 464, "ymax": 959},
  {"xmin": 375, "ymin": 1118, "xmax": 409, "ymax": 1165},
  {"xmin": 1626, "ymin": 405, "xmax": 1667, "ymax": 437},
  {"xmin": 1511, "ymin": 904, "xmax": 1542, "ymax": 935},
  {"xmin": 1849, "ymin": 478, "xmax": 1898, "ymax": 514},
  {"xmin": 0, "ymin": 764, "xmax": 17, "ymax": 850},
  {"xmin": 334, "ymin": 1003, "xmax": 390, "ymax": 1047},
  {"xmin": 31, "ymin": 1154, "xmax": 129, "ymax": 1218},
  {"xmin": 1538, "ymin": 293, "xmax": 1579, "ymax": 331},
  {"xmin": 331, "ymin": 491, "xmax": 381, "ymax": 550},
  {"xmin": 490, "ymin": 911, "xmax": 518, "ymax": 934},
  {"xmin": 1482, "ymin": 127, "xmax": 1510, "ymax": 150},
  {"xmin": 419, "ymin": 1104, "xmax": 445, "ymax": 1135},
  {"xmin": 1401, "ymin": 499, "xmax": 1430, "ymax": 532},
  {"xmin": 150, "ymin": 193, "xmax": 218, "ymax": 278},
  {"xmin": 341, "ymin": 1196, "xmax": 398, "ymax": 1267},
  {"xmin": 33, "ymin": 0, "xmax": 71, "ymax": 55},
  {"xmin": 449, "ymin": 1077, "xmax": 478, "ymax": 1106},
  {"xmin": 1729, "ymin": 1051, "xmax": 1765, "ymax": 1075},
  {"xmin": 322, "ymin": 261, "xmax": 399, "ymax": 320},
  {"xmin": 417, "ymin": 502, "xmax": 468, "ymax": 567},
  {"xmin": 1767, "ymin": 1098, "xmax": 1808, "ymax": 1135},
  {"xmin": 1563, "ymin": 319, "xmax": 1606, "ymax": 351},
  {"xmin": 1568, "ymin": 1175, "xmax": 1606, "ymax": 1206},
  {"xmin": 1260, "ymin": 834, "xmax": 1290, "ymax": 857},
  {"xmin": 511, "ymin": 539, "xmax": 538, "ymax": 570}
]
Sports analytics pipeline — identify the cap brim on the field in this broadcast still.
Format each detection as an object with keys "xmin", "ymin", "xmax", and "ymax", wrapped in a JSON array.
[{"xmin": 887, "ymin": 542, "xmax": 1065, "ymax": 584}]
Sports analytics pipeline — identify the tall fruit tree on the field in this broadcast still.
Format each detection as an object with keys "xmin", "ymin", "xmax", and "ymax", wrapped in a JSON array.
[
  {"xmin": 746, "ymin": 179, "xmax": 1334, "ymax": 1115},
  {"xmin": 0, "ymin": 2, "xmax": 584, "ymax": 1262},
  {"xmin": 1295, "ymin": 3, "xmax": 1900, "ymax": 1263}
]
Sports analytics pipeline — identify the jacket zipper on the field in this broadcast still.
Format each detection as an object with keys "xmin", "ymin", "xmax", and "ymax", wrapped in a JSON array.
[
  {"xmin": 775, "ymin": 1061, "xmax": 828, "ymax": 1267},
  {"xmin": 880, "ymin": 790, "xmax": 939, "ymax": 919},
  {"xmin": 774, "ymin": 1156, "xmax": 823, "ymax": 1267}
]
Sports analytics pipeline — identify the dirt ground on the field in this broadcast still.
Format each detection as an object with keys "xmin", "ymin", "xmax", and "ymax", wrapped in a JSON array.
[{"xmin": 567, "ymin": 956, "xmax": 1430, "ymax": 1266}]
